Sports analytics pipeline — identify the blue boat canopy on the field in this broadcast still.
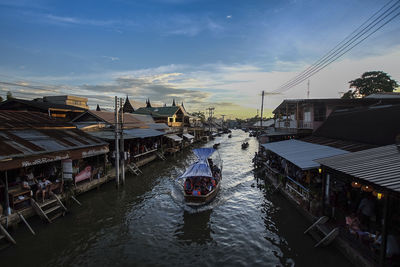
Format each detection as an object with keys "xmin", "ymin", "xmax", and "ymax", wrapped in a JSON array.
[
  {"xmin": 193, "ymin": 148, "xmax": 215, "ymax": 160},
  {"xmin": 178, "ymin": 148, "xmax": 215, "ymax": 179},
  {"xmin": 179, "ymin": 161, "xmax": 213, "ymax": 179}
]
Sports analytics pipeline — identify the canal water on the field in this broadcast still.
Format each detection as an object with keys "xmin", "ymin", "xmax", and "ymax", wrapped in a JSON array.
[{"xmin": 2, "ymin": 130, "xmax": 353, "ymax": 267}]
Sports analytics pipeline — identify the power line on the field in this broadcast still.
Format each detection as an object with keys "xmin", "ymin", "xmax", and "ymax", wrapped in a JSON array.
[
  {"xmin": 276, "ymin": 0, "xmax": 398, "ymax": 91},
  {"xmin": 274, "ymin": 0, "xmax": 400, "ymax": 93},
  {"xmin": 277, "ymin": 9, "xmax": 400, "ymax": 93}
]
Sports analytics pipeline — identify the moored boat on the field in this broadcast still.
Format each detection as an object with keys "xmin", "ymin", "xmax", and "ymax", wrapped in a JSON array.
[
  {"xmin": 180, "ymin": 148, "xmax": 222, "ymax": 206},
  {"xmin": 241, "ymin": 142, "xmax": 249, "ymax": 149},
  {"xmin": 213, "ymin": 143, "xmax": 220, "ymax": 149}
]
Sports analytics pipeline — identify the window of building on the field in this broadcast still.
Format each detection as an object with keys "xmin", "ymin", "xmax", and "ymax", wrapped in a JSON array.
[{"xmin": 313, "ymin": 104, "xmax": 326, "ymax": 121}]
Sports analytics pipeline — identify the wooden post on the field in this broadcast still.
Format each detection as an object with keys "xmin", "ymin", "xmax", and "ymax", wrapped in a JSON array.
[
  {"xmin": 296, "ymin": 102, "xmax": 299, "ymax": 129},
  {"xmin": 260, "ymin": 90, "xmax": 264, "ymax": 137},
  {"xmin": 379, "ymin": 193, "xmax": 389, "ymax": 267},
  {"xmin": 4, "ymin": 171, "xmax": 10, "ymax": 216},
  {"xmin": 17, "ymin": 212, "xmax": 35, "ymax": 235},
  {"xmin": 286, "ymin": 102, "xmax": 289, "ymax": 129},
  {"xmin": 104, "ymin": 154, "xmax": 107, "ymax": 176}
]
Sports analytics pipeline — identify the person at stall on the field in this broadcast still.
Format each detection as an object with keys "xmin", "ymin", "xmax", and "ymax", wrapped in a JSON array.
[
  {"xmin": 372, "ymin": 232, "xmax": 400, "ymax": 259},
  {"xmin": 358, "ymin": 194, "xmax": 376, "ymax": 231},
  {"xmin": 346, "ymin": 213, "xmax": 361, "ymax": 233},
  {"xmin": 21, "ymin": 177, "xmax": 31, "ymax": 190},
  {"xmin": 36, "ymin": 177, "xmax": 52, "ymax": 202}
]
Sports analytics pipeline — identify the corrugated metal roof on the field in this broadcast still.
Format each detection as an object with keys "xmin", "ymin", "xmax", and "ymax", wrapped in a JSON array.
[
  {"xmin": 0, "ymin": 98, "xmax": 87, "ymax": 112},
  {"xmin": 317, "ymin": 145, "xmax": 400, "ymax": 193},
  {"xmin": 124, "ymin": 128, "xmax": 165, "ymax": 138},
  {"xmin": 166, "ymin": 134, "xmax": 183, "ymax": 142},
  {"xmin": 129, "ymin": 114, "xmax": 155, "ymax": 123},
  {"xmin": 261, "ymin": 139, "xmax": 349, "ymax": 170},
  {"xmin": 147, "ymin": 123, "xmax": 169, "ymax": 130},
  {"xmin": 86, "ymin": 131, "xmax": 116, "ymax": 140},
  {"xmin": 0, "ymin": 110, "xmax": 72, "ymax": 128},
  {"xmin": 253, "ymin": 119, "xmax": 274, "ymax": 127},
  {"xmin": 183, "ymin": 133, "xmax": 194, "ymax": 139},
  {"xmin": 300, "ymin": 136, "xmax": 376, "ymax": 152},
  {"xmin": 87, "ymin": 128, "xmax": 165, "ymax": 140},
  {"xmin": 72, "ymin": 110, "xmax": 147, "ymax": 129},
  {"xmin": 314, "ymin": 104, "xmax": 400, "ymax": 146},
  {"xmin": 0, "ymin": 128, "xmax": 107, "ymax": 160}
]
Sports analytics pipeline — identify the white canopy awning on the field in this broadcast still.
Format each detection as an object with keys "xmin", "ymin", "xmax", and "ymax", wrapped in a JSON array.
[
  {"xmin": 183, "ymin": 133, "xmax": 194, "ymax": 139},
  {"xmin": 166, "ymin": 134, "xmax": 183, "ymax": 142}
]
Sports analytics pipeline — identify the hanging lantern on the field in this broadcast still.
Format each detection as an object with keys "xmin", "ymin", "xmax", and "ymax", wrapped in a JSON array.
[
  {"xmin": 361, "ymin": 185, "xmax": 373, "ymax": 192},
  {"xmin": 372, "ymin": 191, "xmax": 384, "ymax": 200},
  {"xmin": 318, "ymin": 168, "xmax": 322, "ymax": 174},
  {"xmin": 351, "ymin": 181, "xmax": 362, "ymax": 188}
]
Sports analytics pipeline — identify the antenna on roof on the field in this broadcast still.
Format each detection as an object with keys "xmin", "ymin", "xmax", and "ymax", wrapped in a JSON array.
[{"xmin": 307, "ymin": 79, "xmax": 310, "ymax": 99}]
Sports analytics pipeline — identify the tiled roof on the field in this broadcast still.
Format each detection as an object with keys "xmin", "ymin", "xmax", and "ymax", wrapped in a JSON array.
[{"xmin": 134, "ymin": 106, "xmax": 181, "ymax": 117}]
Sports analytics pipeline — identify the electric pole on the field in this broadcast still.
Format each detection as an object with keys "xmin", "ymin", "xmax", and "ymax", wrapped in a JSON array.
[
  {"xmin": 260, "ymin": 90, "xmax": 264, "ymax": 136},
  {"xmin": 119, "ymin": 98, "xmax": 125, "ymax": 185},
  {"xmin": 114, "ymin": 96, "xmax": 120, "ymax": 188},
  {"xmin": 207, "ymin": 107, "xmax": 215, "ymax": 136},
  {"xmin": 307, "ymin": 79, "xmax": 310, "ymax": 99}
]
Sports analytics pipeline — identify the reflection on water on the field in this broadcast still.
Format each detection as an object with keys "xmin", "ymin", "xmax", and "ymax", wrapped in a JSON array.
[
  {"xmin": 2, "ymin": 130, "xmax": 353, "ymax": 267},
  {"xmin": 175, "ymin": 209, "xmax": 213, "ymax": 245}
]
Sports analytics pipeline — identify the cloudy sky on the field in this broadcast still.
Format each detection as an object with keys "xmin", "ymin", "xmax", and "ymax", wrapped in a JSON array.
[{"xmin": 0, "ymin": 0, "xmax": 399, "ymax": 118}]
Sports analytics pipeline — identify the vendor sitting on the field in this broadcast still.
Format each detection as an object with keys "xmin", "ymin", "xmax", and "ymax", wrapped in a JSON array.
[
  {"xmin": 346, "ymin": 212, "xmax": 361, "ymax": 233},
  {"xmin": 36, "ymin": 177, "xmax": 52, "ymax": 202}
]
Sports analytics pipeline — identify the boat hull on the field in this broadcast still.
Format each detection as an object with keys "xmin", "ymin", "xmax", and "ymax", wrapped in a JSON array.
[{"xmin": 184, "ymin": 181, "xmax": 221, "ymax": 206}]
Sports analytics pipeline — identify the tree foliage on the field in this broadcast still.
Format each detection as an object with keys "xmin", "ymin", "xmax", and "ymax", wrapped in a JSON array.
[
  {"xmin": 341, "ymin": 90, "xmax": 356, "ymax": 99},
  {"xmin": 344, "ymin": 71, "xmax": 399, "ymax": 98},
  {"xmin": 190, "ymin": 111, "xmax": 206, "ymax": 122}
]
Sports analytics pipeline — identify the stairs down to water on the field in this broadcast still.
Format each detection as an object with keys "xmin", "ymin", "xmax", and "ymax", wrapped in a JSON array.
[
  {"xmin": 128, "ymin": 163, "xmax": 142, "ymax": 176},
  {"xmin": 31, "ymin": 194, "xmax": 67, "ymax": 223},
  {"xmin": 156, "ymin": 151, "xmax": 166, "ymax": 161}
]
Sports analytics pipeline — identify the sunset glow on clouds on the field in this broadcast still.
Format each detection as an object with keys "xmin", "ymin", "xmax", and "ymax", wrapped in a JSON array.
[{"xmin": 0, "ymin": 0, "xmax": 399, "ymax": 119}]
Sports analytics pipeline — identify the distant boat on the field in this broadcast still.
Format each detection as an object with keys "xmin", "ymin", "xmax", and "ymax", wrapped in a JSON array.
[
  {"xmin": 241, "ymin": 142, "xmax": 249, "ymax": 149},
  {"xmin": 180, "ymin": 148, "xmax": 222, "ymax": 206},
  {"xmin": 213, "ymin": 143, "xmax": 220, "ymax": 149}
]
